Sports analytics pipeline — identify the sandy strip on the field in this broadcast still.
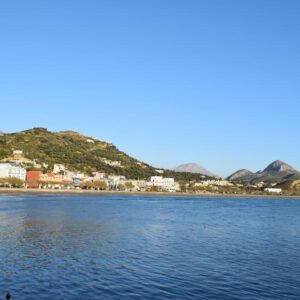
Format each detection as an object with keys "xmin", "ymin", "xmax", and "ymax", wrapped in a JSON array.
[{"xmin": 0, "ymin": 188, "xmax": 299, "ymax": 199}]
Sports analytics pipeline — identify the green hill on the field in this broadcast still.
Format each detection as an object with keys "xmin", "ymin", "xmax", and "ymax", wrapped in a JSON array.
[{"xmin": 0, "ymin": 128, "xmax": 212, "ymax": 181}]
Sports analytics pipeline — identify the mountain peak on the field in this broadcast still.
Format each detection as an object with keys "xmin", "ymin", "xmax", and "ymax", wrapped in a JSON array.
[
  {"xmin": 58, "ymin": 130, "xmax": 84, "ymax": 137},
  {"xmin": 21, "ymin": 128, "xmax": 49, "ymax": 135},
  {"xmin": 263, "ymin": 160, "xmax": 296, "ymax": 173},
  {"xmin": 174, "ymin": 163, "xmax": 217, "ymax": 177},
  {"xmin": 226, "ymin": 169, "xmax": 254, "ymax": 181}
]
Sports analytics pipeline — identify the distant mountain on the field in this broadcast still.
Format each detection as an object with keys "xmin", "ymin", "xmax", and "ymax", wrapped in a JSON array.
[
  {"xmin": 227, "ymin": 160, "xmax": 300, "ymax": 184},
  {"xmin": 226, "ymin": 169, "xmax": 255, "ymax": 181},
  {"xmin": 263, "ymin": 160, "xmax": 296, "ymax": 173},
  {"xmin": 174, "ymin": 163, "xmax": 217, "ymax": 177}
]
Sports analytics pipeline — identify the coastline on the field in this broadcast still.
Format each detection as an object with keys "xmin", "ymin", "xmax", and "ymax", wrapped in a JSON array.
[{"xmin": 0, "ymin": 188, "xmax": 299, "ymax": 199}]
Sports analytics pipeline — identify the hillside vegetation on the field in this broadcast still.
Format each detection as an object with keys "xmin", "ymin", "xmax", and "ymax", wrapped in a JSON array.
[{"xmin": 0, "ymin": 128, "xmax": 212, "ymax": 181}]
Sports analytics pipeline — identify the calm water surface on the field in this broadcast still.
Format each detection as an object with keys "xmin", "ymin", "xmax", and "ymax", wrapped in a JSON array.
[{"xmin": 0, "ymin": 194, "xmax": 299, "ymax": 299}]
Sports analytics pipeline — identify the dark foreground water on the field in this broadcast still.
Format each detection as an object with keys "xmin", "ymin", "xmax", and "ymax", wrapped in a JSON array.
[{"xmin": 0, "ymin": 195, "xmax": 299, "ymax": 299}]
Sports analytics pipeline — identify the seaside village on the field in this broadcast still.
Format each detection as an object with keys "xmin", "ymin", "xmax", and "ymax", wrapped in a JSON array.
[{"xmin": 0, "ymin": 150, "xmax": 282, "ymax": 194}]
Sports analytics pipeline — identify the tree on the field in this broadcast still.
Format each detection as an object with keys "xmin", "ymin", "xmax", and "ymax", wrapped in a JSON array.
[
  {"xmin": 80, "ymin": 181, "xmax": 93, "ymax": 189},
  {"xmin": 93, "ymin": 181, "xmax": 107, "ymax": 190},
  {"xmin": 117, "ymin": 184, "xmax": 125, "ymax": 191},
  {"xmin": 179, "ymin": 180, "xmax": 187, "ymax": 192},
  {"xmin": 125, "ymin": 181, "xmax": 134, "ymax": 191},
  {"xmin": 0, "ymin": 177, "xmax": 24, "ymax": 188},
  {"xmin": 147, "ymin": 185, "xmax": 160, "ymax": 192}
]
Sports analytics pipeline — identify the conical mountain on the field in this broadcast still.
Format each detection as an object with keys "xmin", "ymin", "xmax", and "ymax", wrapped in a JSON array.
[
  {"xmin": 226, "ymin": 169, "xmax": 254, "ymax": 181},
  {"xmin": 174, "ymin": 163, "xmax": 217, "ymax": 177},
  {"xmin": 263, "ymin": 160, "xmax": 296, "ymax": 173}
]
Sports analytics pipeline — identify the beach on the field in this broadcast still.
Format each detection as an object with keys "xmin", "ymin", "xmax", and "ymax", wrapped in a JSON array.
[{"xmin": 0, "ymin": 187, "xmax": 299, "ymax": 199}]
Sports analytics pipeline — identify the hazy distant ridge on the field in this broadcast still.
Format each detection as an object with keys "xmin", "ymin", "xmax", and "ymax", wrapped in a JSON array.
[{"xmin": 174, "ymin": 163, "xmax": 217, "ymax": 177}]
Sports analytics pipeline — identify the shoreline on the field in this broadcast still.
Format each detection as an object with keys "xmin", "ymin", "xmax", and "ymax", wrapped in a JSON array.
[{"xmin": 0, "ymin": 188, "xmax": 299, "ymax": 199}]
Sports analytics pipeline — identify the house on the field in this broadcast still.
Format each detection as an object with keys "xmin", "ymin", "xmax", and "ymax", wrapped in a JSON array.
[
  {"xmin": 26, "ymin": 171, "xmax": 42, "ymax": 188},
  {"xmin": 149, "ymin": 176, "xmax": 178, "ymax": 192},
  {"xmin": 264, "ymin": 188, "xmax": 282, "ymax": 194},
  {"xmin": 72, "ymin": 176, "xmax": 82, "ymax": 187},
  {"xmin": 130, "ymin": 180, "xmax": 148, "ymax": 191},
  {"xmin": 195, "ymin": 180, "xmax": 234, "ymax": 187},
  {"xmin": 13, "ymin": 150, "xmax": 23, "ymax": 156},
  {"xmin": 108, "ymin": 175, "xmax": 126, "ymax": 183},
  {"xmin": 0, "ymin": 163, "xmax": 26, "ymax": 181},
  {"xmin": 92, "ymin": 172, "xmax": 107, "ymax": 179},
  {"xmin": 53, "ymin": 164, "xmax": 66, "ymax": 174},
  {"xmin": 155, "ymin": 169, "xmax": 164, "ymax": 174},
  {"xmin": 39, "ymin": 172, "xmax": 72, "ymax": 189},
  {"xmin": 103, "ymin": 159, "xmax": 122, "ymax": 167},
  {"xmin": 73, "ymin": 172, "xmax": 86, "ymax": 179}
]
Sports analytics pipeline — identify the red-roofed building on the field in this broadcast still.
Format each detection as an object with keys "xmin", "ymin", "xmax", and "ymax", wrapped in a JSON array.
[{"xmin": 26, "ymin": 171, "xmax": 41, "ymax": 189}]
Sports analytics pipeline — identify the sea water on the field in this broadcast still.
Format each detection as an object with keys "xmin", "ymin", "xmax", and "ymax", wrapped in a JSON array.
[{"xmin": 0, "ymin": 194, "xmax": 299, "ymax": 299}]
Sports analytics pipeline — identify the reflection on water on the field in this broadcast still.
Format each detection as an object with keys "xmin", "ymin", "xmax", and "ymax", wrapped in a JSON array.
[{"xmin": 0, "ymin": 194, "xmax": 300, "ymax": 299}]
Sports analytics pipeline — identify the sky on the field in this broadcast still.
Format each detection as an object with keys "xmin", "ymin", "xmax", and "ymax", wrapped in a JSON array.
[{"xmin": 0, "ymin": 0, "xmax": 299, "ymax": 177}]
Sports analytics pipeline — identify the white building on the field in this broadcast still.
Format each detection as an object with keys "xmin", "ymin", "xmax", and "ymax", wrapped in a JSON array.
[
  {"xmin": 0, "ymin": 163, "xmax": 26, "ymax": 181},
  {"xmin": 13, "ymin": 150, "xmax": 23, "ymax": 156},
  {"xmin": 73, "ymin": 172, "xmax": 86, "ymax": 179},
  {"xmin": 130, "ymin": 180, "xmax": 147, "ymax": 191},
  {"xmin": 264, "ymin": 188, "xmax": 282, "ymax": 194},
  {"xmin": 86, "ymin": 139, "xmax": 95, "ymax": 144},
  {"xmin": 104, "ymin": 160, "xmax": 122, "ymax": 167},
  {"xmin": 150, "ymin": 176, "xmax": 178, "ymax": 192},
  {"xmin": 155, "ymin": 169, "xmax": 164, "ymax": 174},
  {"xmin": 108, "ymin": 175, "xmax": 126, "ymax": 184},
  {"xmin": 53, "ymin": 164, "xmax": 66, "ymax": 174},
  {"xmin": 92, "ymin": 172, "xmax": 107, "ymax": 179},
  {"xmin": 195, "ymin": 180, "xmax": 234, "ymax": 187}
]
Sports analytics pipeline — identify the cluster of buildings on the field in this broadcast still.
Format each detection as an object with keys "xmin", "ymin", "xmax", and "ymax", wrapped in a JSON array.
[
  {"xmin": 0, "ymin": 160, "xmax": 284, "ymax": 194},
  {"xmin": 25, "ymin": 170, "xmax": 180, "ymax": 192},
  {"xmin": 0, "ymin": 159, "xmax": 180, "ymax": 192},
  {"xmin": 194, "ymin": 179, "xmax": 234, "ymax": 188},
  {"xmin": 0, "ymin": 150, "xmax": 283, "ymax": 194}
]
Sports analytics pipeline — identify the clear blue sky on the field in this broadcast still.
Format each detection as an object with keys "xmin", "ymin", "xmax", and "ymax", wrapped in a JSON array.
[{"xmin": 0, "ymin": 0, "xmax": 299, "ymax": 177}]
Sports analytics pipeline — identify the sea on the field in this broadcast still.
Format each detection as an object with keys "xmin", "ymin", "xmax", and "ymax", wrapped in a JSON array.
[{"xmin": 0, "ymin": 194, "xmax": 299, "ymax": 299}]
